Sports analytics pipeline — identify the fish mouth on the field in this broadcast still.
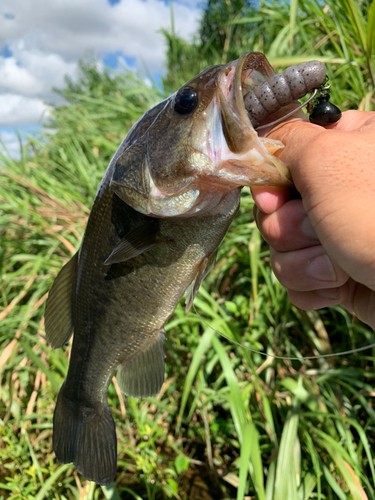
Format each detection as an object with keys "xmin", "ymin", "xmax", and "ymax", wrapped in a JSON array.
[
  {"xmin": 219, "ymin": 52, "xmax": 274, "ymax": 140},
  {"xmin": 218, "ymin": 52, "xmax": 287, "ymax": 150},
  {"xmin": 209, "ymin": 52, "xmax": 292, "ymax": 182}
]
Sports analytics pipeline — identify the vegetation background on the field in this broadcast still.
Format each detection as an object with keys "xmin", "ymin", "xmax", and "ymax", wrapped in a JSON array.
[{"xmin": 1, "ymin": 0, "xmax": 375, "ymax": 498}]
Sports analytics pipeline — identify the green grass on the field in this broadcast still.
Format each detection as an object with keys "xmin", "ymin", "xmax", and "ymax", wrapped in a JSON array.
[{"xmin": 1, "ymin": 0, "xmax": 375, "ymax": 498}]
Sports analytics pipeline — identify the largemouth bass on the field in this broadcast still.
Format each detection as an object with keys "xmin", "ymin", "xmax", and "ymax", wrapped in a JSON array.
[{"xmin": 45, "ymin": 52, "xmax": 326, "ymax": 485}]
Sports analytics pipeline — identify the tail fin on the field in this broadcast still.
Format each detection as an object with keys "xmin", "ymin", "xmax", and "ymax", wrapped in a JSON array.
[{"xmin": 53, "ymin": 383, "xmax": 117, "ymax": 485}]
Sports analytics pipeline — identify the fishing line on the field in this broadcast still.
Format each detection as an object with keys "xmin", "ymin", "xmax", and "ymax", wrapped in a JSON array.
[
  {"xmin": 193, "ymin": 304, "xmax": 375, "ymax": 361},
  {"xmin": 255, "ymin": 88, "xmax": 318, "ymax": 130}
]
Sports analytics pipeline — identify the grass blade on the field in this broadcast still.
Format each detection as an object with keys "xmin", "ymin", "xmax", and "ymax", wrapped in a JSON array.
[{"xmin": 35, "ymin": 464, "xmax": 72, "ymax": 500}]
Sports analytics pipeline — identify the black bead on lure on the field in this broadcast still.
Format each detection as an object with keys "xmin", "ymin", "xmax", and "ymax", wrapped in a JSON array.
[
  {"xmin": 308, "ymin": 79, "xmax": 342, "ymax": 125},
  {"xmin": 243, "ymin": 60, "xmax": 341, "ymax": 128}
]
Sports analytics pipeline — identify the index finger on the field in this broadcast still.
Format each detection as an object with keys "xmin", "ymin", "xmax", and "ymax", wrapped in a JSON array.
[
  {"xmin": 251, "ymin": 186, "xmax": 293, "ymax": 214},
  {"xmin": 267, "ymin": 110, "xmax": 375, "ymax": 152},
  {"xmin": 264, "ymin": 111, "xmax": 375, "ymax": 199}
]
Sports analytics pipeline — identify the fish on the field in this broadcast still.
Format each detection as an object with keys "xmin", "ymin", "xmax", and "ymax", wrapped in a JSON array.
[{"xmin": 44, "ymin": 52, "xmax": 327, "ymax": 485}]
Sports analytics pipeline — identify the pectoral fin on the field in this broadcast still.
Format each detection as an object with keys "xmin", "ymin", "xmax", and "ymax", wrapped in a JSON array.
[
  {"xmin": 104, "ymin": 219, "xmax": 158, "ymax": 265},
  {"xmin": 44, "ymin": 253, "xmax": 78, "ymax": 348},
  {"xmin": 185, "ymin": 253, "xmax": 216, "ymax": 313},
  {"xmin": 116, "ymin": 329, "xmax": 166, "ymax": 398}
]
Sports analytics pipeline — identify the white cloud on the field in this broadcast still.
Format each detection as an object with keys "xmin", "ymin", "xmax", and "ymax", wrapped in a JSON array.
[
  {"xmin": 0, "ymin": 0, "xmax": 201, "ymax": 129},
  {"xmin": 0, "ymin": 0, "xmax": 200, "ymax": 73},
  {"xmin": 0, "ymin": 94, "xmax": 50, "ymax": 126},
  {"xmin": 0, "ymin": 49, "xmax": 76, "ymax": 98},
  {"xmin": 0, "ymin": 57, "xmax": 39, "ymax": 95}
]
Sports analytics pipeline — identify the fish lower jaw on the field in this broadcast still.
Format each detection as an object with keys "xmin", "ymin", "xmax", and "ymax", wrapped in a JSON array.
[
  {"xmin": 210, "ymin": 141, "xmax": 292, "ymax": 187},
  {"xmin": 145, "ymin": 155, "xmax": 292, "ymax": 217},
  {"xmin": 145, "ymin": 176, "xmax": 236, "ymax": 217},
  {"xmin": 221, "ymin": 153, "xmax": 294, "ymax": 186}
]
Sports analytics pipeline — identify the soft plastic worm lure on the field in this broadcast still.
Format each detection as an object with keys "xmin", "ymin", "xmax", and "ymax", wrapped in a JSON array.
[
  {"xmin": 243, "ymin": 61, "xmax": 341, "ymax": 129},
  {"xmin": 244, "ymin": 61, "xmax": 327, "ymax": 128}
]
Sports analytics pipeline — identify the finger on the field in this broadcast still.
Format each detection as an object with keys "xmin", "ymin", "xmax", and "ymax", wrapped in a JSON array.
[
  {"xmin": 289, "ymin": 278, "xmax": 375, "ymax": 331},
  {"xmin": 270, "ymin": 245, "xmax": 349, "ymax": 291},
  {"xmin": 287, "ymin": 282, "xmax": 350, "ymax": 310},
  {"xmin": 251, "ymin": 186, "xmax": 293, "ymax": 214},
  {"xmin": 325, "ymin": 110, "xmax": 375, "ymax": 132},
  {"xmin": 266, "ymin": 113, "xmax": 375, "ymax": 286},
  {"xmin": 341, "ymin": 280, "xmax": 375, "ymax": 331},
  {"xmin": 266, "ymin": 113, "xmax": 375, "ymax": 200},
  {"xmin": 255, "ymin": 199, "xmax": 319, "ymax": 252},
  {"xmin": 267, "ymin": 111, "xmax": 375, "ymax": 150}
]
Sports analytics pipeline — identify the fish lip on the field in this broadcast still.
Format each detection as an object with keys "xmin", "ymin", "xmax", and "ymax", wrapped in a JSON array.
[
  {"xmin": 218, "ymin": 52, "xmax": 272, "ymax": 133},
  {"xmin": 218, "ymin": 52, "xmax": 299, "ymax": 140},
  {"xmin": 217, "ymin": 57, "xmax": 250, "ymax": 130},
  {"xmin": 217, "ymin": 53, "xmax": 260, "ymax": 155},
  {"xmin": 231, "ymin": 53, "xmax": 256, "ymax": 126},
  {"xmin": 212, "ymin": 54, "xmax": 292, "ymax": 184}
]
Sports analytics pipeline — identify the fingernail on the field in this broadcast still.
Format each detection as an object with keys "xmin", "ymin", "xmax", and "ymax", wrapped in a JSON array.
[
  {"xmin": 301, "ymin": 216, "xmax": 318, "ymax": 240},
  {"xmin": 306, "ymin": 254, "xmax": 337, "ymax": 282}
]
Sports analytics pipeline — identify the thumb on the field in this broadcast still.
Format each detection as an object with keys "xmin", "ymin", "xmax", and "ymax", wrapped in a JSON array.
[
  {"xmin": 266, "ymin": 111, "xmax": 375, "ymax": 197},
  {"xmin": 266, "ymin": 112, "xmax": 375, "ymax": 290},
  {"xmin": 265, "ymin": 118, "xmax": 336, "ymax": 197}
]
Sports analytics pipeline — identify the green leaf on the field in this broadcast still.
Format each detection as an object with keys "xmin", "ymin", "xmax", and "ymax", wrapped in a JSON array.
[
  {"xmin": 35, "ymin": 464, "xmax": 72, "ymax": 500},
  {"xmin": 367, "ymin": 0, "xmax": 375, "ymax": 59},
  {"xmin": 175, "ymin": 454, "xmax": 189, "ymax": 474},
  {"xmin": 177, "ymin": 326, "xmax": 215, "ymax": 428},
  {"xmin": 289, "ymin": 0, "xmax": 298, "ymax": 49},
  {"xmin": 274, "ymin": 403, "xmax": 301, "ymax": 500}
]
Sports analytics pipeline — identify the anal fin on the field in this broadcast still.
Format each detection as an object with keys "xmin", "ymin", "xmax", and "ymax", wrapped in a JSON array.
[
  {"xmin": 45, "ymin": 253, "xmax": 78, "ymax": 348},
  {"xmin": 116, "ymin": 329, "xmax": 166, "ymax": 398},
  {"xmin": 104, "ymin": 219, "xmax": 158, "ymax": 265},
  {"xmin": 185, "ymin": 252, "xmax": 216, "ymax": 313}
]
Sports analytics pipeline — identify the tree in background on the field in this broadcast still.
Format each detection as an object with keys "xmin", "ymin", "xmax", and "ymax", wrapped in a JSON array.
[
  {"xmin": 163, "ymin": 0, "xmax": 374, "ymax": 112},
  {"xmin": 162, "ymin": 0, "xmax": 257, "ymax": 92},
  {"xmin": 199, "ymin": 0, "xmax": 255, "ymax": 63}
]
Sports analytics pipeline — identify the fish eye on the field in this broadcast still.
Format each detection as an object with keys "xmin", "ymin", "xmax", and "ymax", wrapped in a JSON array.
[{"xmin": 174, "ymin": 87, "xmax": 198, "ymax": 115}]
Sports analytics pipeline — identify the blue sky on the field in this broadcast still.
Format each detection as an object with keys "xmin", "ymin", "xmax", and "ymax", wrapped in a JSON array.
[{"xmin": 0, "ymin": 0, "xmax": 202, "ymax": 156}]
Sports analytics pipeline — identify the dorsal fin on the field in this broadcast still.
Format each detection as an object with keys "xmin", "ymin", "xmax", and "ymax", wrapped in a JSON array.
[
  {"xmin": 45, "ymin": 253, "xmax": 78, "ymax": 348},
  {"xmin": 104, "ymin": 220, "xmax": 158, "ymax": 266},
  {"xmin": 116, "ymin": 329, "xmax": 166, "ymax": 398}
]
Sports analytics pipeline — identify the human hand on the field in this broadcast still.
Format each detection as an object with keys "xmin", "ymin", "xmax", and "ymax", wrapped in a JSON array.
[{"xmin": 252, "ymin": 110, "xmax": 375, "ymax": 330}]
